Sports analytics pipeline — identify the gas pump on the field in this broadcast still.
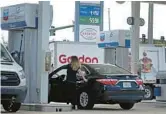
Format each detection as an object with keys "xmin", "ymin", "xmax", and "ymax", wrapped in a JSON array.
[
  {"xmin": 98, "ymin": 30, "xmax": 130, "ymax": 70},
  {"xmin": 1, "ymin": 1, "xmax": 53, "ymax": 104}
]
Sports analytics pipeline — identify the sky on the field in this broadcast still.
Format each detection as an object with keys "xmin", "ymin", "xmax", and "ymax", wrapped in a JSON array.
[{"xmin": 1, "ymin": 0, "xmax": 166, "ymax": 41}]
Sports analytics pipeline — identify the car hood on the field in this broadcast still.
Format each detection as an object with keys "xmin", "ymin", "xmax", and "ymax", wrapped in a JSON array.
[{"xmin": 1, "ymin": 62, "xmax": 23, "ymax": 72}]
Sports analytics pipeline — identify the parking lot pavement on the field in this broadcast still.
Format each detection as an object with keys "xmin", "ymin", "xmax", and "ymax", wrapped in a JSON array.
[{"xmin": 1, "ymin": 102, "xmax": 165, "ymax": 114}]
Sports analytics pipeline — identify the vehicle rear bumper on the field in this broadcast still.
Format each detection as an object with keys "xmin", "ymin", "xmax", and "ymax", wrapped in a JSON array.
[
  {"xmin": 1, "ymin": 86, "xmax": 27, "ymax": 103},
  {"xmin": 103, "ymin": 90, "xmax": 145, "ymax": 103}
]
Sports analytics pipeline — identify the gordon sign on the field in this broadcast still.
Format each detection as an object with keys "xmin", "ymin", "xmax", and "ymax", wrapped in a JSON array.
[{"xmin": 59, "ymin": 54, "xmax": 99, "ymax": 64}]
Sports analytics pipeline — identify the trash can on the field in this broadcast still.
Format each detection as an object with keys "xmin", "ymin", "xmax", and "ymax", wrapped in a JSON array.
[{"xmin": 154, "ymin": 87, "xmax": 161, "ymax": 96}]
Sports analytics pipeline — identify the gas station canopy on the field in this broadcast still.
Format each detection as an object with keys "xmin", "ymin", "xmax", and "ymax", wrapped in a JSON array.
[{"xmin": 144, "ymin": 1, "xmax": 166, "ymax": 4}]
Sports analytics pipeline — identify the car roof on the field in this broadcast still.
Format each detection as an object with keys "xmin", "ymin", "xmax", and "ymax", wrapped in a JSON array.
[{"xmin": 82, "ymin": 63, "xmax": 116, "ymax": 67}]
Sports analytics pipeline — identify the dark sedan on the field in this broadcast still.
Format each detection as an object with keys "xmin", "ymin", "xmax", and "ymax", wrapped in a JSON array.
[{"xmin": 48, "ymin": 63, "xmax": 145, "ymax": 110}]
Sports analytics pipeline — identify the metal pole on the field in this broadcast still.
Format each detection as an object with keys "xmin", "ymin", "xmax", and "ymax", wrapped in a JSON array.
[
  {"xmin": 115, "ymin": 48, "xmax": 116, "ymax": 65},
  {"xmin": 131, "ymin": 1, "xmax": 140, "ymax": 74},
  {"xmin": 49, "ymin": 25, "xmax": 74, "ymax": 31},
  {"xmin": 37, "ymin": 1, "xmax": 50, "ymax": 103},
  {"xmin": 148, "ymin": 2, "xmax": 154, "ymax": 44},
  {"xmin": 108, "ymin": 8, "xmax": 111, "ymax": 31}
]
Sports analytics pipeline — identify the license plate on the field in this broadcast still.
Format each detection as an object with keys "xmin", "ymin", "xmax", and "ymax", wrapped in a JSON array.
[{"xmin": 123, "ymin": 82, "xmax": 131, "ymax": 88}]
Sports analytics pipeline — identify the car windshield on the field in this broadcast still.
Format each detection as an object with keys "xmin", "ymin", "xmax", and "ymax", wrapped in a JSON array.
[
  {"xmin": 88, "ymin": 64, "xmax": 131, "ymax": 75},
  {"xmin": 1, "ymin": 44, "xmax": 13, "ymax": 62}
]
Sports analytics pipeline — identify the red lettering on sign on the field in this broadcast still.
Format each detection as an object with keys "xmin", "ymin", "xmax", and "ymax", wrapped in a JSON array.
[{"xmin": 59, "ymin": 54, "xmax": 99, "ymax": 64}]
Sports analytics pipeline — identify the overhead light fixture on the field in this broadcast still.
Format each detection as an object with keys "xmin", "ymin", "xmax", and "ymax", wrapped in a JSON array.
[{"xmin": 116, "ymin": 1, "xmax": 125, "ymax": 4}]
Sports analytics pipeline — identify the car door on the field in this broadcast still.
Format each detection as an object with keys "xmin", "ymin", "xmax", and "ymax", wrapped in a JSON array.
[
  {"xmin": 50, "ymin": 68, "xmax": 68, "ymax": 102},
  {"xmin": 63, "ymin": 65, "xmax": 92, "ymax": 102}
]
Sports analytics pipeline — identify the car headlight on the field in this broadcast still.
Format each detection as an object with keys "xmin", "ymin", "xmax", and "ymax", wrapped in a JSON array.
[{"xmin": 19, "ymin": 70, "xmax": 25, "ymax": 79}]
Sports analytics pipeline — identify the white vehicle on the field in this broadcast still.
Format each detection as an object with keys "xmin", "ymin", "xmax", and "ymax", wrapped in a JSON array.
[
  {"xmin": 129, "ymin": 44, "xmax": 166, "ymax": 100},
  {"xmin": 49, "ymin": 41, "xmax": 105, "ymax": 69},
  {"xmin": 1, "ymin": 43, "xmax": 27, "ymax": 112}
]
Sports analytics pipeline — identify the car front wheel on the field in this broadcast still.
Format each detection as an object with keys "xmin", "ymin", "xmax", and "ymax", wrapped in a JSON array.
[
  {"xmin": 77, "ymin": 90, "xmax": 94, "ymax": 110},
  {"xmin": 2, "ymin": 101, "xmax": 21, "ymax": 112},
  {"xmin": 119, "ymin": 103, "xmax": 134, "ymax": 110}
]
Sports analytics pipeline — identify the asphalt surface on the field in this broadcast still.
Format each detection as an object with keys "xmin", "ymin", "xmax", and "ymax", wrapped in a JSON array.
[{"xmin": 1, "ymin": 102, "xmax": 166, "ymax": 114}]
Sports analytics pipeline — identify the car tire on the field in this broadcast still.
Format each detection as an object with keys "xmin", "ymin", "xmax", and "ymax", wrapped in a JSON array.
[
  {"xmin": 77, "ymin": 90, "xmax": 94, "ymax": 110},
  {"xmin": 119, "ymin": 103, "xmax": 134, "ymax": 110},
  {"xmin": 144, "ymin": 85, "xmax": 153, "ymax": 100},
  {"xmin": 2, "ymin": 102, "xmax": 21, "ymax": 112}
]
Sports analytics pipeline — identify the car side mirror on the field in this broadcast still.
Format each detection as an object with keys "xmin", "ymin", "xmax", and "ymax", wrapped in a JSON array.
[
  {"xmin": 52, "ymin": 74, "xmax": 59, "ymax": 78},
  {"xmin": 11, "ymin": 51, "xmax": 19, "ymax": 63}
]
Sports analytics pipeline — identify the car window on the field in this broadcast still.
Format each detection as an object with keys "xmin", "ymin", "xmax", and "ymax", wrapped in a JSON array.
[
  {"xmin": 51, "ymin": 69, "xmax": 67, "ymax": 80},
  {"xmin": 89, "ymin": 64, "xmax": 130, "ymax": 75},
  {"xmin": 1, "ymin": 44, "xmax": 12, "ymax": 62},
  {"xmin": 51, "ymin": 65, "xmax": 90, "ymax": 79},
  {"xmin": 56, "ymin": 69, "xmax": 67, "ymax": 76},
  {"xmin": 81, "ymin": 65, "xmax": 90, "ymax": 75}
]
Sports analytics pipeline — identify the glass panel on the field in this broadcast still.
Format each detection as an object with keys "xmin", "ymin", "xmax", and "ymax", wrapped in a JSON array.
[
  {"xmin": 89, "ymin": 64, "xmax": 130, "ymax": 75},
  {"xmin": 1, "ymin": 44, "xmax": 12, "ymax": 62}
]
